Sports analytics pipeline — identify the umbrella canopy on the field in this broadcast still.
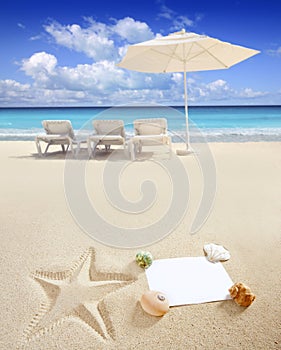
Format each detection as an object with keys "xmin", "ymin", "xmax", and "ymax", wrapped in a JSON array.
[{"xmin": 117, "ymin": 30, "xmax": 260, "ymax": 150}]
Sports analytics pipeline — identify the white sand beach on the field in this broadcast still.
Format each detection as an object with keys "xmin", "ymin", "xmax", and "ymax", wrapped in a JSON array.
[{"xmin": 0, "ymin": 141, "xmax": 280, "ymax": 350}]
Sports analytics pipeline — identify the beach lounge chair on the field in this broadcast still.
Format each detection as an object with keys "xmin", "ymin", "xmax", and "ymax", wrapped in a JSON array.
[
  {"xmin": 35, "ymin": 120, "xmax": 85, "ymax": 156},
  {"xmin": 87, "ymin": 119, "xmax": 126, "ymax": 158},
  {"xmin": 128, "ymin": 118, "xmax": 171, "ymax": 160}
]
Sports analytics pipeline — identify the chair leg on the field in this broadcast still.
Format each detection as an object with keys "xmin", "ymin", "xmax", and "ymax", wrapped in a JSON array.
[
  {"xmin": 87, "ymin": 139, "xmax": 93, "ymax": 158},
  {"xmin": 127, "ymin": 140, "xmax": 132, "ymax": 160},
  {"xmin": 128, "ymin": 141, "xmax": 136, "ymax": 161},
  {"xmin": 132, "ymin": 144, "xmax": 137, "ymax": 161},
  {"xmin": 93, "ymin": 142, "xmax": 98, "ymax": 157},
  {"xmin": 75, "ymin": 141, "xmax": 80, "ymax": 157},
  {"xmin": 61, "ymin": 144, "xmax": 66, "ymax": 152},
  {"xmin": 168, "ymin": 138, "xmax": 172, "ymax": 159},
  {"xmin": 44, "ymin": 143, "xmax": 51, "ymax": 155},
  {"xmin": 35, "ymin": 138, "xmax": 43, "ymax": 157},
  {"xmin": 124, "ymin": 141, "xmax": 130, "ymax": 160},
  {"xmin": 68, "ymin": 142, "xmax": 74, "ymax": 156}
]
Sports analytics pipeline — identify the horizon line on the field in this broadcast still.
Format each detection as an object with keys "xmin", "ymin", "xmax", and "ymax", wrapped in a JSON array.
[{"xmin": 1, "ymin": 104, "xmax": 281, "ymax": 109}]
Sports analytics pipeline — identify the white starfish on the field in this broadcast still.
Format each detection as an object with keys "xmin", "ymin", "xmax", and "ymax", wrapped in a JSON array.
[{"xmin": 23, "ymin": 248, "xmax": 135, "ymax": 342}]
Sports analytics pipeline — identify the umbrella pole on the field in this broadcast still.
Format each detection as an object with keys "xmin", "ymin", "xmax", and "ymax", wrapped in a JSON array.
[
  {"xmin": 176, "ymin": 68, "xmax": 192, "ymax": 156},
  {"xmin": 184, "ymin": 69, "xmax": 190, "ymax": 150}
]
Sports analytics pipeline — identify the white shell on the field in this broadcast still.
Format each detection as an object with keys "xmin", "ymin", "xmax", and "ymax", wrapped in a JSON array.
[{"xmin": 203, "ymin": 243, "xmax": 230, "ymax": 263}]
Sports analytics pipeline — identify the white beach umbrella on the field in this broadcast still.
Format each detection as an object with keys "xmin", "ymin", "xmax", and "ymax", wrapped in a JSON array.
[{"xmin": 117, "ymin": 30, "xmax": 259, "ymax": 152}]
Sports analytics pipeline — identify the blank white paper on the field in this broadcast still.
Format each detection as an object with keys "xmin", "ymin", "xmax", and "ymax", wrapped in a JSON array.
[{"xmin": 145, "ymin": 257, "xmax": 233, "ymax": 306}]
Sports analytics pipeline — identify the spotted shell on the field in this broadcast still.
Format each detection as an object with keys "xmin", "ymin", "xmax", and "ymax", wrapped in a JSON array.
[
  {"xmin": 135, "ymin": 251, "xmax": 153, "ymax": 269},
  {"xmin": 140, "ymin": 290, "xmax": 169, "ymax": 316},
  {"xmin": 203, "ymin": 243, "xmax": 230, "ymax": 263}
]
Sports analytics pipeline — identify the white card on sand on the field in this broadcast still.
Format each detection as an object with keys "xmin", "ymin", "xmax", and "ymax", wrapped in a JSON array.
[{"xmin": 145, "ymin": 257, "xmax": 233, "ymax": 306}]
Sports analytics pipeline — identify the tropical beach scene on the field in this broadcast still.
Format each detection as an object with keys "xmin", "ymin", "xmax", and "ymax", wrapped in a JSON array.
[{"xmin": 1, "ymin": 1, "xmax": 281, "ymax": 349}]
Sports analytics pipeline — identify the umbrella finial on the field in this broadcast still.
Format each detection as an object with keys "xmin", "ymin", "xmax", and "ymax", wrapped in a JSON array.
[{"xmin": 170, "ymin": 28, "xmax": 186, "ymax": 36}]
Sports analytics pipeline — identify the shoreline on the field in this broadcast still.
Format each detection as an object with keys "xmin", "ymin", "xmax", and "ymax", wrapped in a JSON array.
[{"xmin": 1, "ymin": 133, "xmax": 281, "ymax": 142}]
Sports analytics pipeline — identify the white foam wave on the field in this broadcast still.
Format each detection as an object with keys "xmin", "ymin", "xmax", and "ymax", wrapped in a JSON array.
[{"xmin": 0, "ymin": 127, "xmax": 281, "ymax": 142}]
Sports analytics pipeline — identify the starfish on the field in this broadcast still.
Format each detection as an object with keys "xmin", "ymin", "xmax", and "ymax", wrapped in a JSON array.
[{"xmin": 23, "ymin": 247, "xmax": 136, "ymax": 342}]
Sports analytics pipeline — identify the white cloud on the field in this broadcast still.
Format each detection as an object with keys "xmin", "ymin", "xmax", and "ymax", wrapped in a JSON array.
[
  {"xmin": 14, "ymin": 50, "xmax": 174, "ymax": 105},
  {"xmin": 184, "ymin": 78, "xmax": 268, "ymax": 104},
  {"xmin": 158, "ymin": 5, "xmax": 176, "ymax": 20},
  {"xmin": 171, "ymin": 73, "xmax": 183, "ymax": 84},
  {"xmin": 44, "ymin": 17, "xmax": 154, "ymax": 62},
  {"xmin": 171, "ymin": 15, "xmax": 195, "ymax": 30},
  {"xmin": 112, "ymin": 17, "xmax": 154, "ymax": 43},
  {"xmin": 44, "ymin": 21, "xmax": 117, "ymax": 61},
  {"xmin": 157, "ymin": 3, "xmax": 199, "ymax": 31},
  {"xmin": 21, "ymin": 52, "xmax": 57, "ymax": 79},
  {"xmin": 30, "ymin": 35, "xmax": 42, "ymax": 41},
  {"xmin": 118, "ymin": 45, "xmax": 129, "ymax": 59},
  {"xmin": 0, "ymin": 17, "xmax": 268, "ymax": 107},
  {"xmin": 266, "ymin": 47, "xmax": 281, "ymax": 56},
  {"xmin": 21, "ymin": 52, "xmax": 123, "ymax": 91},
  {"xmin": 0, "ymin": 71, "xmax": 270, "ymax": 106},
  {"xmin": 0, "ymin": 80, "xmax": 31, "ymax": 104},
  {"xmin": 8, "ymin": 48, "xmax": 266, "ymax": 105},
  {"xmin": 186, "ymin": 79, "xmax": 232, "ymax": 102},
  {"xmin": 1, "ymin": 50, "xmax": 270, "ymax": 106},
  {"xmin": 0, "ymin": 79, "xmax": 30, "ymax": 93},
  {"xmin": 239, "ymin": 88, "xmax": 268, "ymax": 98},
  {"xmin": 17, "ymin": 23, "xmax": 25, "ymax": 29},
  {"xmin": 206, "ymin": 79, "xmax": 229, "ymax": 92}
]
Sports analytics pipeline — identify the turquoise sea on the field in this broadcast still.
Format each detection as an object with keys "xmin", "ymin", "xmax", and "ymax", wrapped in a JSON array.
[{"xmin": 0, "ymin": 105, "xmax": 281, "ymax": 142}]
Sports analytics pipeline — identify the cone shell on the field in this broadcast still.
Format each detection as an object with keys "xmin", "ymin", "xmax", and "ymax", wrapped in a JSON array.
[
  {"xmin": 229, "ymin": 282, "xmax": 256, "ymax": 307},
  {"xmin": 203, "ymin": 243, "xmax": 230, "ymax": 263},
  {"xmin": 140, "ymin": 290, "xmax": 169, "ymax": 316}
]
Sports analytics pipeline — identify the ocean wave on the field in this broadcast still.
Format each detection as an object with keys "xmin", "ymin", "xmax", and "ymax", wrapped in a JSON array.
[
  {"xmin": 169, "ymin": 127, "xmax": 281, "ymax": 142},
  {"xmin": 0, "ymin": 127, "xmax": 281, "ymax": 142},
  {"xmin": 0, "ymin": 128, "xmax": 42, "ymax": 141}
]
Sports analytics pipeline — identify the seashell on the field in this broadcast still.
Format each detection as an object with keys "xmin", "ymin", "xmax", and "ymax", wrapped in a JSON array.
[
  {"xmin": 140, "ymin": 290, "xmax": 169, "ymax": 316},
  {"xmin": 229, "ymin": 282, "xmax": 256, "ymax": 307},
  {"xmin": 203, "ymin": 243, "xmax": 230, "ymax": 263},
  {"xmin": 135, "ymin": 251, "xmax": 153, "ymax": 269}
]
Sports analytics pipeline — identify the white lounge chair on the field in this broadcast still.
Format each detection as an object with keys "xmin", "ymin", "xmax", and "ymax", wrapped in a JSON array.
[
  {"xmin": 87, "ymin": 120, "xmax": 126, "ymax": 158},
  {"xmin": 35, "ymin": 120, "xmax": 86, "ymax": 157},
  {"xmin": 128, "ymin": 118, "xmax": 171, "ymax": 160}
]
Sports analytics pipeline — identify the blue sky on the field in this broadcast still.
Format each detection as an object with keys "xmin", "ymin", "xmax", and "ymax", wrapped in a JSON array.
[{"xmin": 0, "ymin": 0, "xmax": 281, "ymax": 106}]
